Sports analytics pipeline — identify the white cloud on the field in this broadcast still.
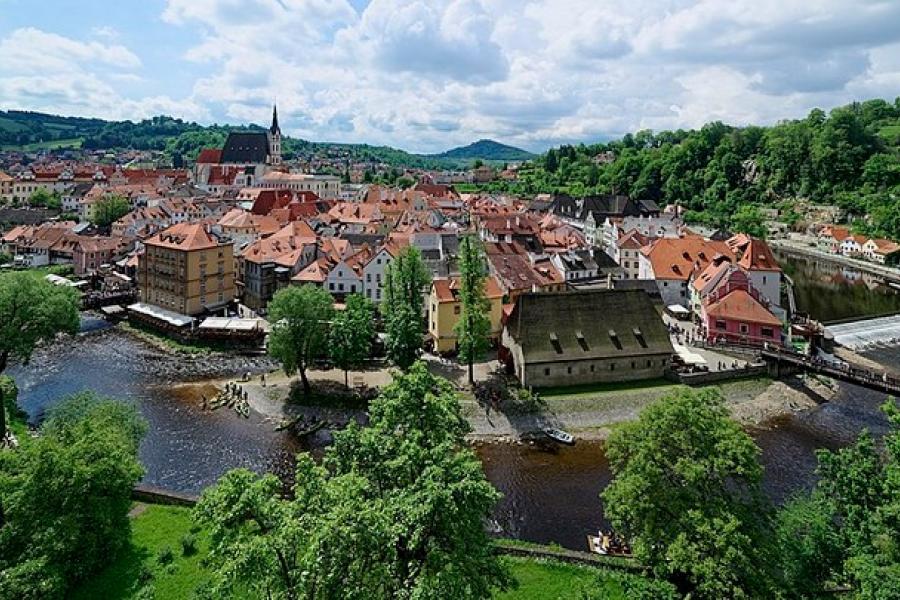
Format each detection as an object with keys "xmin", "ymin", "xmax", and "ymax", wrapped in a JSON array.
[
  {"xmin": 0, "ymin": 28, "xmax": 208, "ymax": 122},
  {"xmin": 4, "ymin": 1, "xmax": 900, "ymax": 152}
]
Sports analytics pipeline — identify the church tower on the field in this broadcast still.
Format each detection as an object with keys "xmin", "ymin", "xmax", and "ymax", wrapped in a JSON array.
[{"xmin": 268, "ymin": 104, "xmax": 282, "ymax": 166}]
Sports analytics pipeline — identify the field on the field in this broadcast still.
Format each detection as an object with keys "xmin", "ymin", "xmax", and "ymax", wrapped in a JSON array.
[
  {"xmin": 72, "ymin": 503, "xmax": 633, "ymax": 599},
  {"xmin": 0, "ymin": 137, "xmax": 83, "ymax": 151}
]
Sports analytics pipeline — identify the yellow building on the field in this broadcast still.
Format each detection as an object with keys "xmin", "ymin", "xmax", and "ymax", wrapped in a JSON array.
[
  {"xmin": 428, "ymin": 276, "xmax": 504, "ymax": 354},
  {"xmin": 139, "ymin": 222, "xmax": 235, "ymax": 316}
]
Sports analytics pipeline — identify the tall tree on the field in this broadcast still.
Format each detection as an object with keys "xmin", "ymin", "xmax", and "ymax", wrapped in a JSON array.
[
  {"xmin": 382, "ymin": 247, "xmax": 430, "ymax": 370},
  {"xmin": 602, "ymin": 388, "xmax": 772, "ymax": 599},
  {"xmin": 329, "ymin": 293, "xmax": 375, "ymax": 387},
  {"xmin": 89, "ymin": 194, "xmax": 131, "ymax": 228},
  {"xmin": 267, "ymin": 285, "xmax": 334, "ymax": 398},
  {"xmin": 454, "ymin": 236, "xmax": 491, "ymax": 385},
  {"xmin": 0, "ymin": 392, "xmax": 146, "ymax": 599},
  {"xmin": 196, "ymin": 362, "xmax": 510, "ymax": 599},
  {"xmin": 0, "ymin": 272, "xmax": 80, "ymax": 444}
]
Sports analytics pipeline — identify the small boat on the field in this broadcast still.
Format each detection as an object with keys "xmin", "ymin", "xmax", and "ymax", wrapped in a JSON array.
[
  {"xmin": 587, "ymin": 530, "xmax": 632, "ymax": 557},
  {"xmin": 542, "ymin": 427, "xmax": 575, "ymax": 445}
]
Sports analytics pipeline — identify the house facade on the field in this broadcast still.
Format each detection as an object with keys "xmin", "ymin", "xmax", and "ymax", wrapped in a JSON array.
[{"xmin": 428, "ymin": 276, "xmax": 504, "ymax": 354}]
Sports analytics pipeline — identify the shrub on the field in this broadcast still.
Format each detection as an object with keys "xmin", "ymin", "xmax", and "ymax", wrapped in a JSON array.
[
  {"xmin": 180, "ymin": 533, "xmax": 197, "ymax": 556},
  {"xmin": 156, "ymin": 546, "xmax": 174, "ymax": 566}
]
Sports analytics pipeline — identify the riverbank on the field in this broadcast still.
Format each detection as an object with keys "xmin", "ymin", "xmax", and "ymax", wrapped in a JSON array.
[
  {"xmin": 202, "ymin": 360, "xmax": 831, "ymax": 444},
  {"xmin": 771, "ymin": 237, "xmax": 900, "ymax": 284}
]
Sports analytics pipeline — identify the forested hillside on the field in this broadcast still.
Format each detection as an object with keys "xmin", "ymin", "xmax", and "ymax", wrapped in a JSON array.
[{"xmin": 501, "ymin": 98, "xmax": 900, "ymax": 239}]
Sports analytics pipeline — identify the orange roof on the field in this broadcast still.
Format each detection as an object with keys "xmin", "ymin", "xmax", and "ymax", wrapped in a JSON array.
[
  {"xmin": 692, "ymin": 259, "xmax": 732, "ymax": 292},
  {"xmin": 433, "ymin": 276, "xmax": 503, "ymax": 303},
  {"xmin": 706, "ymin": 289, "xmax": 781, "ymax": 326},
  {"xmin": 197, "ymin": 149, "xmax": 222, "ymax": 164},
  {"xmin": 737, "ymin": 238, "xmax": 781, "ymax": 272},
  {"xmin": 871, "ymin": 239, "xmax": 900, "ymax": 255},
  {"xmin": 642, "ymin": 236, "xmax": 734, "ymax": 281},
  {"xmin": 292, "ymin": 257, "xmax": 332, "ymax": 283},
  {"xmin": 616, "ymin": 229, "xmax": 650, "ymax": 250},
  {"xmin": 146, "ymin": 222, "xmax": 223, "ymax": 251}
]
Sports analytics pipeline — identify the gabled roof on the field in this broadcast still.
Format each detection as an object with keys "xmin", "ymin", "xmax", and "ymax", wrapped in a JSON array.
[
  {"xmin": 220, "ymin": 132, "xmax": 269, "ymax": 164},
  {"xmin": 737, "ymin": 238, "xmax": 781, "ymax": 272},
  {"xmin": 197, "ymin": 149, "xmax": 222, "ymax": 164},
  {"xmin": 506, "ymin": 289, "xmax": 673, "ymax": 364},
  {"xmin": 705, "ymin": 288, "xmax": 781, "ymax": 326},
  {"xmin": 641, "ymin": 236, "xmax": 734, "ymax": 281},
  {"xmin": 146, "ymin": 222, "xmax": 224, "ymax": 251},
  {"xmin": 433, "ymin": 276, "xmax": 503, "ymax": 303}
]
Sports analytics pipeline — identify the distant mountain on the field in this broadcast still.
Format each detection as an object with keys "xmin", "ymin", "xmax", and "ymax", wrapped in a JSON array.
[
  {"xmin": 430, "ymin": 139, "xmax": 536, "ymax": 162},
  {"xmin": 0, "ymin": 110, "xmax": 535, "ymax": 168}
]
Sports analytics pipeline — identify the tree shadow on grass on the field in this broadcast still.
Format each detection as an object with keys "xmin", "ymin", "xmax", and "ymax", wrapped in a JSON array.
[{"xmin": 69, "ymin": 542, "xmax": 152, "ymax": 600}]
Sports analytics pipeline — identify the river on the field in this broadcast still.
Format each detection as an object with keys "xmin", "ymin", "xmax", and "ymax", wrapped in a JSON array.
[{"xmin": 9, "ymin": 255, "xmax": 900, "ymax": 550}]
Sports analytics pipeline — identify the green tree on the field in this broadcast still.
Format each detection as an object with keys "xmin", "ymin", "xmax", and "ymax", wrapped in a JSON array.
[
  {"xmin": 602, "ymin": 388, "xmax": 771, "ymax": 599},
  {"xmin": 89, "ymin": 194, "xmax": 131, "ymax": 228},
  {"xmin": 0, "ymin": 392, "xmax": 146, "ymax": 599},
  {"xmin": 454, "ymin": 236, "xmax": 491, "ymax": 385},
  {"xmin": 267, "ymin": 285, "xmax": 335, "ymax": 398},
  {"xmin": 730, "ymin": 204, "xmax": 768, "ymax": 238},
  {"xmin": 26, "ymin": 188, "xmax": 52, "ymax": 208},
  {"xmin": 329, "ymin": 293, "xmax": 375, "ymax": 387},
  {"xmin": 196, "ymin": 362, "xmax": 509, "ymax": 599},
  {"xmin": 0, "ymin": 272, "xmax": 80, "ymax": 444},
  {"xmin": 382, "ymin": 247, "xmax": 430, "ymax": 370},
  {"xmin": 774, "ymin": 493, "xmax": 842, "ymax": 598}
]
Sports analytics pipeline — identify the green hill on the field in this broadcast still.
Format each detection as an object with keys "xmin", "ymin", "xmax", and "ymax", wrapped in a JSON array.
[{"xmin": 431, "ymin": 139, "xmax": 535, "ymax": 162}]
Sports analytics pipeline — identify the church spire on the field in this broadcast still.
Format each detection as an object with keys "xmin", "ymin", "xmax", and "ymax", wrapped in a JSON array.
[{"xmin": 270, "ymin": 104, "xmax": 281, "ymax": 136}]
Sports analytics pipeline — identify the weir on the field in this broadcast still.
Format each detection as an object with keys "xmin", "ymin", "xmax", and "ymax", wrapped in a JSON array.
[{"xmin": 825, "ymin": 313, "xmax": 900, "ymax": 350}]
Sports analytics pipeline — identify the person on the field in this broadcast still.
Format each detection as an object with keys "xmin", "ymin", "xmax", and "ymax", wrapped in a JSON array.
[{"xmin": 260, "ymin": 372, "xmax": 266, "ymax": 386}]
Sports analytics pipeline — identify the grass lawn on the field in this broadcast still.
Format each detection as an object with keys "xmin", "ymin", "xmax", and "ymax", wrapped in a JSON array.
[
  {"xmin": 537, "ymin": 378, "xmax": 676, "ymax": 399},
  {"xmin": 71, "ymin": 504, "xmax": 212, "ymax": 600},
  {"xmin": 70, "ymin": 503, "xmax": 626, "ymax": 599},
  {"xmin": 499, "ymin": 556, "xmax": 612, "ymax": 600}
]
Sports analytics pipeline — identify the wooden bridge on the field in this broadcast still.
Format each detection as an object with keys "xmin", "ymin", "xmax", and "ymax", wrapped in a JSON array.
[{"xmin": 761, "ymin": 348, "xmax": 900, "ymax": 396}]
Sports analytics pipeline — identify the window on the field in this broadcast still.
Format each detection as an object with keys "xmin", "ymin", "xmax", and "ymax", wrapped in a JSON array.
[
  {"xmin": 338, "ymin": 283, "xmax": 344, "ymax": 291},
  {"xmin": 567, "ymin": 366, "xmax": 572, "ymax": 374},
  {"xmin": 454, "ymin": 305, "xmax": 460, "ymax": 315},
  {"xmin": 761, "ymin": 327, "xmax": 775, "ymax": 338},
  {"xmin": 366, "ymin": 274, "xmax": 371, "ymax": 283},
  {"xmin": 609, "ymin": 363, "xmax": 615, "ymax": 371},
  {"xmin": 631, "ymin": 361, "xmax": 636, "ymax": 369},
  {"xmin": 350, "ymin": 284, "xmax": 356, "ymax": 292},
  {"xmin": 739, "ymin": 323, "xmax": 749, "ymax": 334},
  {"xmin": 646, "ymin": 360, "xmax": 652, "ymax": 367},
  {"xmin": 329, "ymin": 283, "xmax": 335, "ymax": 291},
  {"xmin": 715, "ymin": 320, "xmax": 727, "ymax": 330},
  {"xmin": 590, "ymin": 364, "xmax": 595, "ymax": 372},
  {"xmin": 544, "ymin": 368, "xmax": 550, "ymax": 376}
]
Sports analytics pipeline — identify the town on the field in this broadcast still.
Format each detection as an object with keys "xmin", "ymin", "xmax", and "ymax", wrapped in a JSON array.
[{"xmin": 3, "ymin": 1, "xmax": 900, "ymax": 596}]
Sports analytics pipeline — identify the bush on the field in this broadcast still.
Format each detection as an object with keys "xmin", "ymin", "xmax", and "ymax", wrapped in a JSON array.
[
  {"xmin": 156, "ymin": 546, "xmax": 174, "ymax": 566},
  {"xmin": 180, "ymin": 533, "xmax": 197, "ymax": 556}
]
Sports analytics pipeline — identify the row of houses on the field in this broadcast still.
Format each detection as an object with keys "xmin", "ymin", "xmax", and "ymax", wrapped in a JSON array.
[{"xmin": 818, "ymin": 226, "xmax": 900, "ymax": 264}]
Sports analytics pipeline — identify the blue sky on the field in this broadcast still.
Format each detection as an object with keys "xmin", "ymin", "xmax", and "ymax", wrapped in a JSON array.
[{"xmin": 2, "ymin": 0, "xmax": 899, "ymax": 153}]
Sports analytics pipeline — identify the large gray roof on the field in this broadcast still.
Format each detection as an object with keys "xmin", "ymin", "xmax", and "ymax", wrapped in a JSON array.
[
  {"xmin": 220, "ymin": 132, "xmax": 270, "ymax": 164},
  {"xmin": 506, "ymin": 289, "xmax": 673, "ymax": 364}
]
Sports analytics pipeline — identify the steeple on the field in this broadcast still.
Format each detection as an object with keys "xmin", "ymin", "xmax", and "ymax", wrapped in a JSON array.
[
  {"xmin": 268, "ymin": 103, "xmax": 282, "ymax": 166},
  {"xmin": 270, "ymin": 104, "xmax": 281, "ymax": 136}
]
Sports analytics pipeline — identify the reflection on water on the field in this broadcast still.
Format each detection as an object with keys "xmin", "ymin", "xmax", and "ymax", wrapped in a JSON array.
[
  {"xmin": 9, "ymin": 287, "xmax": 900, "ymax": 550},
  {"xmin": 9, "ymin": 323, "xmax": 299, "ymax": 494},
  {"xmin": 777, "ymin": 250, "xmax": 900, "ymax": 322},
  {"xmin": 478, "ymin": 380, "xmax": 895, "ymax": 550}
]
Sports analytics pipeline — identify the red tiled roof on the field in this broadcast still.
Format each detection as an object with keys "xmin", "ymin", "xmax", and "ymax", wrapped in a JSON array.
[
  {"xmin": 197, "ymin": 149, "xmax": 222, "ymax": 164},
  {"xmin": 641, "ymin": 236, "xmax": 734, "ymax": 281},
  {"xmin": 737, "ymin": 238, "xmax": 781, "ymax": 272},
  {"xmin": 146, "ymin": 222, "xmax": 222, "ymax": 251},
  {"xmin": 706, "ymin": 288, "xmax": 781, "ymax": 326}
]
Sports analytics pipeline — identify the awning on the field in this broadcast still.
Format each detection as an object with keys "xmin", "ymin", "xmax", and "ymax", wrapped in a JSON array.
[
  {"xmin": 127, "ymin": 302, "xmax": 194, "ymax": 327},
  {"xmin": 666, "ymin": 304, "xmax": 690, "ymax": 315}
]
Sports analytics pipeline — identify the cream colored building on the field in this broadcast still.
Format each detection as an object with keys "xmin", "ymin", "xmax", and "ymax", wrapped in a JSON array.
[
  {"xmin": 139, "ymin": 222, "xmax": 235, "ymax": 316},
  {"xmin": 428, "ymin": 276, "xmax": 504, "ymax": 354}
]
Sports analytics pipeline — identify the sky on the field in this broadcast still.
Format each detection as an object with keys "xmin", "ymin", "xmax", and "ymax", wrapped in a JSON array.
[{"xmin": 1, "ymin": 0, "xmax": 899, "ymax": 153}]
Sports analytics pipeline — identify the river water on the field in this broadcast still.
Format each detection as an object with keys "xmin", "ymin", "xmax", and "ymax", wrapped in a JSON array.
[{"xmin": 9, "ymin": 254, "xmax": 900, "ymax": 550}]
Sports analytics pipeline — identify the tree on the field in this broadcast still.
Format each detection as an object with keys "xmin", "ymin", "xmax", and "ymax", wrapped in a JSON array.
[
  {"xmin": 602, "ymin": 388, "xmax": 771, "ymax": 599},
  {"xmin": 0, "ymin": 273, "xmax": 80, "ymax": 444},
  {"xmin": 454, "ymin": 236, "xmax": 491, "ymax": 385},
  {"xmin": 27, "ymin": 188, "xmax": 52, "ymax": 208},
  {"xmin": 0, "ymin": 392, "xmax": 146, "ymax": 598},
  {"xmin": 89, "ymin": 194, "xmax": 131, "ymax": 228},
  {"xmin": 382, "ymin": 247, "xmax": 430, "ymax": 370},
  {"xmin": 267, "ymin": 285, "xmax": 334, "ymax": 398},
  {"xmin": 774, "ymin": 493, "xmax": 842, "ymax": 598},
  {"xmin": 329, "ymin": 293, "xmax": 375, "ymax": 387},
  {"xmin": 196, "ymin": 362, "xmax": 510, "ymax": 599},
  {"xmin": 730, "ymin": 204, "xmax": 768, "ymax": 238}
]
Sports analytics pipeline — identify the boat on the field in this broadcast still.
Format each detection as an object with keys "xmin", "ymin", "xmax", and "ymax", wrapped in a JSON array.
[
  {"xmin": 587, "ymin": 530, "xmax": 632, "ymax": 557},
  {"xmin": 542, "ymin": 427, "xmax": 575, "ymax": 445}
]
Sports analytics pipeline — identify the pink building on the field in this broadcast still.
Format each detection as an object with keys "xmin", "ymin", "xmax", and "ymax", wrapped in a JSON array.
[{"xmin": 701, "ymin": 269, "xmax": 782, "ymax": 347}]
